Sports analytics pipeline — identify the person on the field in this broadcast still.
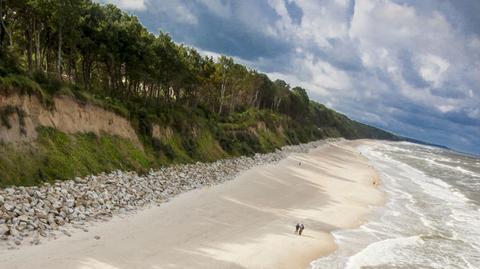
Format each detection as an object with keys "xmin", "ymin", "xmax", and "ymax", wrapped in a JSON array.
[
  {"xmin": 299, "ymin": 224, "xmax": 305, "ymax": 236},
  {"xmin": 295, "ymin": 223, "xmax": 300, "ymax": 234}
]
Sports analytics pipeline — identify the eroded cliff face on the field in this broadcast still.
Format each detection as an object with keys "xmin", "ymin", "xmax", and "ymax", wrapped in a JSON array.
[
  {"xmin": 0, "ymin": 94, "xmax": 140, "ymax": 146},
  {"xmin": 0, "ymin": 93, "xmax": 296, "ymax": 186}
]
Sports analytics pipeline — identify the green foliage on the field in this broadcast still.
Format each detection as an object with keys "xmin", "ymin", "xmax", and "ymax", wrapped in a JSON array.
[
  {"xmin": 152, "ymin": 138, "xmax": 176, "ymax": 160},
  {"xmin": 194, "ymin": 131, "xmax": 226, "ymax": 161},
  {"xmin": 0, "ymin": 49, "xmax": 22, "ymax": 75}
]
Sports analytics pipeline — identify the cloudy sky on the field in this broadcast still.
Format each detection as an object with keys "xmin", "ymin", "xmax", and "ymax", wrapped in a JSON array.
[{"xmin": 100, "ymin": 0, "xmax": 480, "ymax": 155}]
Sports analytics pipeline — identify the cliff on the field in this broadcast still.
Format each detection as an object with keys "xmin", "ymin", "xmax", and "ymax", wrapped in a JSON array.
[{"xmin": 0, "ymin": 89, "xmax": 396, "ymax": 187}]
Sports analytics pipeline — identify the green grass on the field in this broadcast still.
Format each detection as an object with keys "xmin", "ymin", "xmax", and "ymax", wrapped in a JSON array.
[
  {"xmin": 194, "ymin": 130, "xmax": 227, "ymax": 161},
  {"xmin": 0, "ymin": 127, "xmax": 154, "ymax": 187},
  {"xmin": 257, "ymin": 128, "xmax": 285, "ymax": 152}
]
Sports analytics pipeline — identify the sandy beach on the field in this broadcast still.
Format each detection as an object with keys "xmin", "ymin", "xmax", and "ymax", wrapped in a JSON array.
[{"xmin": 0, "ymin": 140, "xmax": 385, "ymax": 269}]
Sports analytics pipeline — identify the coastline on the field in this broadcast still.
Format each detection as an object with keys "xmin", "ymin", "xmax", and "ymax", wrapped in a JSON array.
[{"xmin": 0, "ymin": 140, "xmax": 385, "ymax": 269}]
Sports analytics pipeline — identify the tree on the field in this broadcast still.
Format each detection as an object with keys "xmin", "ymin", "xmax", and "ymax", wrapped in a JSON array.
[{"xmin": 216, "ymin": 56, "xmax": 234, "ymax": 115}]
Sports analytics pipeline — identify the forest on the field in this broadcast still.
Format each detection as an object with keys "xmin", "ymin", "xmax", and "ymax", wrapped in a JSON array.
[{"xmin": 1, "ymin": 0, "xmax": 318, "ymax": 117}]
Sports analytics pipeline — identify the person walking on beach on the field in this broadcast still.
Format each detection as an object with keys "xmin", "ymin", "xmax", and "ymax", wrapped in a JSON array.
[
  {"xmin": 295, "ymin": 223, "xmax": 300, "ymax": 234},
  {"xmin": 299, "ymin": 224, "xmax": 305, "ymax": 236}
]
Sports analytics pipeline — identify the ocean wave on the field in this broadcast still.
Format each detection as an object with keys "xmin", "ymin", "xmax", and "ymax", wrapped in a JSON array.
[
  {"xmin": 344, "ymin": 236, "xmax": 421, "ymax": 269},
  {"xmin": 311, "ymin": 142, "xmax": 480, "ymax": 269}
]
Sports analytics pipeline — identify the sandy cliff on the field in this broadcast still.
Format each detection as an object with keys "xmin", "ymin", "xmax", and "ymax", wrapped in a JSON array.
[{"xmin": 0, "ymin": 94, "xmax": 140, "ymax": 146}]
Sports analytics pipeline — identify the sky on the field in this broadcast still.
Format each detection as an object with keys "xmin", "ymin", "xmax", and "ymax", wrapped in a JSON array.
[{"xmin": 100, "ymin": 0, "xmax": 480, "ymax": 155}]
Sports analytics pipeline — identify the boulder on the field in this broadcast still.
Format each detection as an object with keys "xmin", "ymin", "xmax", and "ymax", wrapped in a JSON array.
[
  {"xmin": 61, "ymin": 229, "xmax": 71, "ymax": 237},
  {"xmin": 3, "ymin": 202, "xmax": 14, "ymax": 211},
  {"xmin": 0, "ymin": 223, "xmax": 8, "ymax": 235}
]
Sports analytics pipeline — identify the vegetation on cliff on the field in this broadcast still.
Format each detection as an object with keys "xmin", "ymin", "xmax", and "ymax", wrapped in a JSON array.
[{"xmin": 0, "ymin": 0, "xmax": 398, "ymax": 186}]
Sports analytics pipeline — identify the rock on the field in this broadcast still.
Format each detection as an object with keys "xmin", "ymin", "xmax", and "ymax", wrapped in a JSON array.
[
  {"xmin": 17, "ymin": 215, "xmax": 29, "ymax": 223},
  {"xmin": 55, "ymin": 216, "xmax": 65, "ymax": 226},
  {"xmin": 35, "ymin": 209, "xmax": 48, "ymax": 219},
  {"xmin": 52, "ymin": 201, "xmax": 63, "ymax": 209},
  {"xmin": 31, "ymin": 237, "xmax": 40, "ymax": 245},
  {"xmin": 65, "ymin": 199, "xmax": 75, "ymax": 208},
  {"xmin": 47, "ymin": 214, "xmax": 56, "ymax": 225},
  {"xmin": 17, "ymin": 222, "xmax": 27, "ymax": 231},
  {"xmin": 75, "ymin": 225, "xmax": 88, "ymax": 233},
  {"xmin": 61, "ymin": 229, "xmax": 72, "ymax": 237},
  {"xmin": 14, "ymin": 240, "xmax": 21, "ymax": 246},
  {"xmin": 3, "ymin": 202, "xmax": 14, "ymax": 211},
  {"xmin": 0, "ymin": 224, "xmax": 8, "ymax": 235},
  {"xmin": 0, "ymin": 195, "xmax": 4, "ymax": 205},
  {"xmin": 9, "ymin": 227, "xmax": 19, "ymax": 237},
  {"xmin": 94, "ymin": 235, "xmax": 101, "ymax": 240}
]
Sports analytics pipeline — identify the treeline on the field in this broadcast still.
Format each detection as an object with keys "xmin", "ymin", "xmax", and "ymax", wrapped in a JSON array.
[{"xmin": 0, "ymin": 0, "xmax": 317, "ymax": 119}]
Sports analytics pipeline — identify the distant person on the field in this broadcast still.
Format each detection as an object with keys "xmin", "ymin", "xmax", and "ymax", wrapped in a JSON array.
[
  {"xmin": 299, "ymin": 224, "xmax": 305, "ymax": 236},
  {"xmin": 295, "ymin": 223, "xmax": 300, "ymax": 234},
  {"xmin": 299, "ymin": 162, "xmax": 301, "ymax": 166}
]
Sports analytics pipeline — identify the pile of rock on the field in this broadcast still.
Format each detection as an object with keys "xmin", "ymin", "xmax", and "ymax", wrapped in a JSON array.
[{"xmin": 0, "ymin": 139, "xmax": 332, "ymax": 248}]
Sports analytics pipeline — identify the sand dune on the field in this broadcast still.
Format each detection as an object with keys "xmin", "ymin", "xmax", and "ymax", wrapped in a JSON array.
[{"xmin": 0, "ymin": 140, "xmax": 384, "ymax": 269}]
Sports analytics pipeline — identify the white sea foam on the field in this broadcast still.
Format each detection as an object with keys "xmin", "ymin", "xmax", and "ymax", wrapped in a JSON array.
[{"xmin": 344, "ymin": 236, "xmax": 421, "ymax": 269}]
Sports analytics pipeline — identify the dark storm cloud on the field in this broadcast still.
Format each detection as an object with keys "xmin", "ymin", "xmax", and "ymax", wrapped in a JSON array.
[
  {"xmin": 127, "ymin": 0, "xmax": 292, "ymax": 61},
  {"xmin": 398, "ymin": 50, "xmax": 430, "ymax": 89}
]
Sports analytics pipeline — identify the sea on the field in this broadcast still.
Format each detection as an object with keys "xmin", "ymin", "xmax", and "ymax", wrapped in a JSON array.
[{"xmin": 310, "ymin": 141, "xmax": 480, "ymax": 269}]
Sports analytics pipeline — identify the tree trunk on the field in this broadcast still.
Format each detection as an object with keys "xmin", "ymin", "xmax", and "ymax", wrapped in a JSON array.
[
  {"xmin": 57, "ymin": 24, "xmax": 62, "ymax": 79},
  {"xmin": 40, "ymin": 28, "xmax": 49, "ymax": 72},
  {"xmin": 34, "ymin": 20, "xmax": 41, "ymax": 70},
  {"xmin": 229, "ymin": 87, "xmax": 236, "ymax": 113},
  {"xmin": 0, "ymin": 0, "xmax": 4, "ymax": 49},
  {"xmin": 251, "ymin": 89, "xmax": 259, "ymax": 108},
  {"xmin": 218, "ymin": 70, "xmax": 226, "ymax": 115},
  {"xmin": 27, "ymin": 27, "xmax": 33, "ymax": 73},
  {"xmin": 68, "ymin": 49, "xmax": 73, "ymax": 82},
  {"xmin": 0, "ymin": 0, "xmax": 12, "ymax": 48}
]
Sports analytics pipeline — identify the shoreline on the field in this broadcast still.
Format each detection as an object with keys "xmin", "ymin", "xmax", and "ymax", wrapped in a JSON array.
[{"xmin": 0, "ymin": 139, "xmax": 385, "ymax": 268}]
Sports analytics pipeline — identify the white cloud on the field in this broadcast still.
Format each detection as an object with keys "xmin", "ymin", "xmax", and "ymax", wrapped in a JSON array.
[
  {"xmin": 197, "ymin": 0, "xmax": 232, "ymax": 18},
  {"xmin": 417, "ymin": 54, "xmax": 450, "ymax": 88},
  {"xmin": 100, "ymin": 0, "xmax": 197, "ymax": 24},
  {"xmin": 103, "ymin": 0, "xmax": 147, "ymax": 10},
  {"xmin": 437, "ymin": 104, "xmax": 455, "ymax": 113},
  {"xmin": 295, "ymin": 0, "xmax": 351, "ymax": 47},
  {"xmin": 145, "ymin": 1, "xmax": 198, "ymax": 25}
]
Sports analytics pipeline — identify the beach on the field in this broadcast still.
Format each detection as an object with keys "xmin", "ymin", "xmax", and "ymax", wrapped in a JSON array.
[{"xmin": 0, "ymin": 140, "xmax": 385, "ymax": 269}]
